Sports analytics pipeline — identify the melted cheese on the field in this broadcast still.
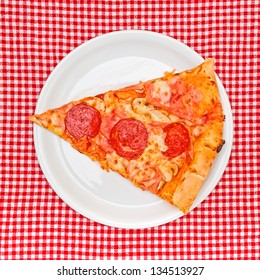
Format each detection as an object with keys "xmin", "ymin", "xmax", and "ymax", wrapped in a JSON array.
[
  {"xmin": 126, "ymin": 128, "xmax": 178, "ymax": 187},
  {"xmin": 100, "ymin": 95, "xmax": 183, "ymax": 190},
  {"xmin": 152, "ymin": 80, "xmax": 172, "ymax": 107},
  {"xmin": 84, "ymin": 97, "xmax": 106, "ymax": 112},
  {"xmin": 131, "ymin": 98, "xmax": 170, "ymax": 123},
  {"xmin": 106, "ymin": 151, "xmax": 128, "ymax": 175},
  {"xmin": 86, "ymin": 94, "xmax": 185, "ymax": 189}
]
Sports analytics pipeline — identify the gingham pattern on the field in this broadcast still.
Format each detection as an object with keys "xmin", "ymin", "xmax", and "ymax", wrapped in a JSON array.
[{"xmin": 0, "ymin": 0, "xmax": 259, "ymax": 260}]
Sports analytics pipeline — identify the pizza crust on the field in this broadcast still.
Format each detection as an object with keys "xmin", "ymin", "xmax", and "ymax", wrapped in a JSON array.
[
  {"xmin": 162, "ymin": 59, "xmax": 224, "ymax": 213},
  {"xmin": 171, "ymin": 122, "xmax": 224, "ymax": 213},
  {"xmin": 173, "ymin": 171, "xmax": 204, "ymax": 213}
]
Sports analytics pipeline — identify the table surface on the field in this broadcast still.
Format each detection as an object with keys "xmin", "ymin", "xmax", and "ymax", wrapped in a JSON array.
[{"xmin": 1, "ymin": 0, "xmax": 259, "ymax": 260}]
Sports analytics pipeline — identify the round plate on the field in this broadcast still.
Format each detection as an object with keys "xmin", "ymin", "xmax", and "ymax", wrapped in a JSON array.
[{"xmin": 33, "ymin": 30, "xmax": 233, "ymax": 229}]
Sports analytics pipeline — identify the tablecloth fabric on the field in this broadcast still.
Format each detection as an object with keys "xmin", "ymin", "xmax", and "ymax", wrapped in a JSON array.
[{"xmin": 1, "ymin": 0, "xmax": 259, "ymax": 260}]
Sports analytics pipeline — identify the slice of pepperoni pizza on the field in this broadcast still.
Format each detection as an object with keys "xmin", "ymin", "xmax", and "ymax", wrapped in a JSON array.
[{"xmin": 30, "ymin": 58, "xmax": 225, "ymax": 214}]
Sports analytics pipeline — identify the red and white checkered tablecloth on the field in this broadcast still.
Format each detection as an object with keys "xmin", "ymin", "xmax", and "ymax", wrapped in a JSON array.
[{"xmin": 1, "ymin": 0, "xmax": 259, "ymax": 260}]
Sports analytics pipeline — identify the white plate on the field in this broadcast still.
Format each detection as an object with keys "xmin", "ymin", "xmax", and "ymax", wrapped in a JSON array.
[{"xmin": 33, "ymin": 30, "xmax": 233, "ymax": 229}]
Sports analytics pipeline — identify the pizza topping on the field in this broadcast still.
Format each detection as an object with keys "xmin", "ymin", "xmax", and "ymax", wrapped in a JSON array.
[
  {"xmin": 169, "ymin": 76, "xmax": 203, "ymax": 119},
  {"xmin": 82, "ymin": 97, "xmax": 106, "ymax": 112},
  {"xmin": 96, "ymin": 93, "xmax": 105, "ymax": 100},
  {"xmin": 115, "ymin": 90, "xmax": 142, "ymax": 100},
  {"xmin": 132, "ymin": 98, "xmax": 170, "ymax": 123},
  {"xmin": 100, "ymin": 109, "xmax": 128, "ymax": 139},
  {"xmin": 95, "ymin": 133, "xmax": 114, "ymax": 153},
  {"xmin": 110, "ymin": 118, "xmax": 148, "ymax": 160},
  {"xmin": 162, "ymin": 122, "xmax": 190, "ymax": 158},
  {"xmin": 146, "ymin": 75, "xmax": 203, "ymax": 120},
  {"xmin": 132, "ymin": 98, "xmax": 150, "ymax": 113},
  {"xmin": 146, "ymin": 80, "xmax": 172, "ymax": 109},
  {"xmin": 100, "ymin": 113, "xmax": 121, "ymax": 139},
  {"xmin": 65, "ymin": 103, "xmax": 101, "ymax": 140},
  {"xmin": 140, "ymin": 170, "xmax": 162, "ymax": 194},
  {"xmin": 152, "ymin": 80, "xmax": 172, "ymax": 107},
  {"xmin": 128, "ymin": 162, "xmax": 162, "ymax": 194},
  {"xmin": 145, "ymin": 82, "xmax": 169, "ymax": 113},
  {"xmin": 158, "ymin": 160, "xmax": 179, "ymax": 182}
]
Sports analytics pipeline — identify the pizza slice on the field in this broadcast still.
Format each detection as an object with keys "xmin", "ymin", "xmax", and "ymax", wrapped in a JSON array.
[{"xmin": 30, "ymin": 58, "xmax": 225, "ymax": 213}]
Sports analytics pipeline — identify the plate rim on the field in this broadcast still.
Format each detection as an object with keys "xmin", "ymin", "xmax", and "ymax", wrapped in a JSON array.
[{"xmin": 33, "ymin": 30, "xmax": 234, "ymax": 229}]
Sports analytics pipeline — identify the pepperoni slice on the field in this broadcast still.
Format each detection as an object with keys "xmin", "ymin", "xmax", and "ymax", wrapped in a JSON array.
[
  {"xmin": 110, "ymin": 118, "xmax": 148, "ymax": 160},
  {"xmin": 162, "ymin": 123, "xmax": 190, "ymax": 158},
  {"xmin": 65, "ymin": 103, "xmax": 101, "ymax": 140}
]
